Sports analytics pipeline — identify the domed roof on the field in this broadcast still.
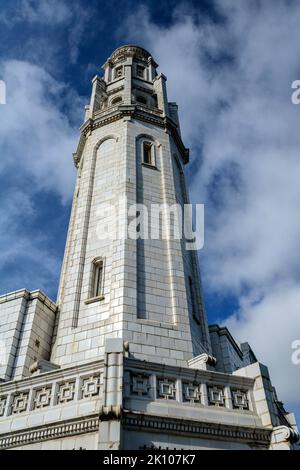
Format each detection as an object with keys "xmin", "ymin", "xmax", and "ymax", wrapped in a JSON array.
[{"xmin": 107, "ymin": 44, "xmax": 157, "ymax": 66}]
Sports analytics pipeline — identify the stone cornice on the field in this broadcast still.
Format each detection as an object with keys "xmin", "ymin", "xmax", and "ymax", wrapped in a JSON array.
[
  {"xmin": 0, "ymin": 414, "xmax": 99, "ymax": 449},
  {"xmin": 0, "ymin": 359, "xmax": 104, "ymax": 393},
  {"xmin": 122, "ymin": 411, "xmax": 272, "ymax": 445},
  {"xmin": 104, "ymin": 45, "xmax": 158, "ymax": 68},
  {"xmin": 124, "ymin": 357, "xmax": 255, "ymax": 389},
  {"xmin": 73, "ymin": 106, "xmax": 189, "ymax": 168},
  {"xmin": 0, "ymin": 288, "xmax": 57, "ymax": 313}
]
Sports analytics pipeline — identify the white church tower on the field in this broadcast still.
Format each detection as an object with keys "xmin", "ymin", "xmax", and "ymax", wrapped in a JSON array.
[
  {"xmin": 51, "ymin": 44, "xmax": 210, "ymax": 368},
  {"xmin": 0, "ymin": 45, "xmax": 298, "ymax": 450}
]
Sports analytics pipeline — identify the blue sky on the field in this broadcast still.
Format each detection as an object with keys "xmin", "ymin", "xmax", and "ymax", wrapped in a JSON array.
[{"xmin": 1, "ymin": 0, "xmax": 300, "ymax": 422}]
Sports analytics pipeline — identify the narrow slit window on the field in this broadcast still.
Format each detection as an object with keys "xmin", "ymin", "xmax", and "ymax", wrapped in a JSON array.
[
  {"xmin": 143, "ymin": 142, "xmax": 153, "ymax": 166},
  {"xmin": 92, "ymin": 259, "xmax": 104, "ymax": 298},
  {"xmin": 189, "ymin": 276, "xmax": 199, "ymax": 324}
]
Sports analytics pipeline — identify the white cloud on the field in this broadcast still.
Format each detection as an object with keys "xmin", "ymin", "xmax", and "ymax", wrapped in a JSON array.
[
  {"xmin": 0, "ymin": 0, "xmax": 92, "ymax": 64},
  {"xmin": 0, "ymin": 59, "xmax": 81, "ymax": 201},
  {"xmin": 122, "ymin": 1, "xmax": 300, "ymax": 409},
  {"xmin": 0, "ymin": 59, "xmax": 85, "ymax": 293},
  {"xmin": 226, "ymin": 281, "xmax": 300, "ymax": 403},
  {"xmin": 19, "ymin": 0, "xmax": 72, "ymax": 25},
  {"xmin": 0, "ymin": 188, "xmax": 60, "ymax": 291}
]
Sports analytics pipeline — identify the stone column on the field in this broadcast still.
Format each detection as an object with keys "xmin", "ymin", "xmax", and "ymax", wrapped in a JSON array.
[{"xmin": 98, "ymin": 338, "xmax": 125, "ymax": 450}]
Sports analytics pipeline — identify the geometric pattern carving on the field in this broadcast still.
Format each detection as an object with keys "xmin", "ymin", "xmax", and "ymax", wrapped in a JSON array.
[
  {"xmin": 81, "ymin": 375, "xmax": 100, "ymax": 399},
  {"xmin": 57, "ymin": 381, "xmax": 76, "ymax": 404},
  {"xmin": 33, "ymin": 386, "xmax": 52, "ymax": 409},
  {"xmin": 182, "ymin": 382, "xmax": 201, "ymax": 403},
  {"xmin": 157, "ymin": 378, "xmax": 176, "ymax": 400},
  {"xmin": 11, "ymin": 391, "xmax": 29, "ymax": 414},
  {"xmin": 232, "ymin": 389, "xmax": 249, "ymax": 410},
  {"xmin": 0, "ymin": 396, "xmax": 7, "ymax": 417},
  {"xmin": 207, "ymin": 385, "xmax": 225, "ymax": 407},
  {"xmin": 131, "ymin": 374, "xmax": 150, "ymax": 396}
]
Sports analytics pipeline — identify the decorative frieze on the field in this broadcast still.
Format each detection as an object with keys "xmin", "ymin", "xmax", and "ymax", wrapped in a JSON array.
[
  {"xmin": 11, "ymin": 391, "xmax": 29, "ymax": 414},
  {"xmin": 0, "ymin": 369, "xmax": 102, "ymax": 418},
  {"xmin": 157, "ymin": 379, "xmax": 176, "ymax": 400},
  {"xmin": 131, "ymin": 374, "xmax": 150, "ymax": 397},
  {"xmin": 127, "ymin": 367, "xmax": 253, "ymax": 413},
  {"xmin": 231, "ymin": 389, "xmax": 249, "ymax": 410},
  {"xmin": 122, "ymin": 412, "xmax": 272, "ymax": 445},
  {"xmin": 57, "ymin": 381, "xmax": 76, "ymax": 404},
  {"xmin": 207, "ymin": 386, "xmax": 225, "ymax": 407},
  {"xmin": 182, "ymin": 382, "xmax": 201, "ymax": 404},
  {"xmin": 81, "ymin": 375, "xmax": 101, "ymax": 399},
  {"xmin": 33, "ymin": 386, "xmax": 52, "ymax": 409}
]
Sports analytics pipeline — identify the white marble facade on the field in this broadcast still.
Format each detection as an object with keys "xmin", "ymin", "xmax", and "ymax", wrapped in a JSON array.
[{"xmin": 0, "ymin": 45, "xmax": 298, "ymax": 450}]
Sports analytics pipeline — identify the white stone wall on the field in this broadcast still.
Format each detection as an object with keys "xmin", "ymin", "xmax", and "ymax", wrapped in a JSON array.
[
  {"xmin": 0, "ymin": 290, "xmax": 56, "ymax": 381},
  {"xmin": 52, "ymin": 45, "xmax": 211, "ymax": 368}
]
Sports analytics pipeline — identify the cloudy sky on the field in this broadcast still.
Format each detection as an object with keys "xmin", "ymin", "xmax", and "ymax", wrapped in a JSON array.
[{"xmin": 0, "ymin": 0, "xmax": 300, "ymax": 422}]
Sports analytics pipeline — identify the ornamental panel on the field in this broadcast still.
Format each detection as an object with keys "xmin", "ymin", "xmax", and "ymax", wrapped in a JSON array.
[{"xmin": 157, "ymin": 378, "xmax": 176, "ymax": 400}]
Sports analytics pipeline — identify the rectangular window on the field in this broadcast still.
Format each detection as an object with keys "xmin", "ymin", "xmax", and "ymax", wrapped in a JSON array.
[
  {"xmin": 136, "ymin": 65, "xmax": 145, "ymax": 79},
  {"xmin": 92, "ymin": 258, "xmax": 104, "ymax": 298},
  {"xmin": 143, "ymin": 142, "xmax": 152, "ymax": 165},
  {"xmin": 114, "ymin": 66, "xmax": 123, "ymax": 79}
]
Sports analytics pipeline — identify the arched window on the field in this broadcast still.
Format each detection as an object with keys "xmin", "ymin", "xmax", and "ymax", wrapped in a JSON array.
[
  {"xmin": 136, "ymin": 95, "xmax": 147, "ymax": 105},
  {"xmin": 111, "ymin": 95, "xmax": 122, "ymax": 105}
]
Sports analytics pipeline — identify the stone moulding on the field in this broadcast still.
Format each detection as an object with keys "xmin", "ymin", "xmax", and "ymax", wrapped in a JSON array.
[
  {"xmin": 122, "ymin": 412, "xmax": 272, "ymax": 445},
  {"xmin": 124, "ymin": 357, "xmax": 255, "ymax": 389},
  {"xmin": 0, "ymin": 288, "xmax": 57, "ymax": 313},
  {"xmin": 0, "ymin": 359, "xmax": 104, "ymax": 393},
  {"xmin": 99, "ymin": 405, "xmax": 122, "ymax": 421},
  {"xmin": 0, "ymin": 360, "xmax": 104, "ymax": 419},
  {"xmin": 0, "ymin": 415, "xmax": 99, "ymax": 449},
  {"xmin": 72, "ymin": 105, "xmax": 189, "ymax": 168},
  {"xmin": 107, "ymin": 45, "xmax": 158, "ymax": 68}
]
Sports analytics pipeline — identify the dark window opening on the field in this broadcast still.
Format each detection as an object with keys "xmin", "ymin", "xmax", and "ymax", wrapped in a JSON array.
[
  {"xmin": 136, "ymin": 65, "xmax": 145, "ymax": 79},
  {"xmin": 136, "ymin": 95, "xmax": 147, "ymax": 105},
  {"xmin": 111, "ymin": 96, "xmax": 122, "ymax": 105},
  {"xmin": 189, "ymin": 276, "xmax": 200, "ymax": 324},
  {"xmin": 114, "ymin": 66, "xmax": 123, "ymax": 79},
  {"xmin": 93, "ymin": 259, "xmax": 104, "ymax": 298},
  {"xmin": 143, "ymin": 142, "xmax": 153, "ymax": 165}
]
